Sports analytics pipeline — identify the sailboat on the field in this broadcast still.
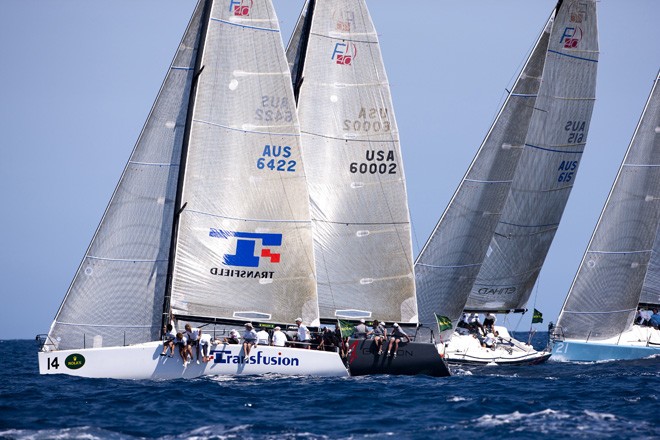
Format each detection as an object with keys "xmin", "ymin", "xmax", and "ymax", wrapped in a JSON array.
[
  {"xmin": 416, "ymin": 0, "xmax": 598, "ymax": 365},
  {"xmin": 286, "ymin": 0, "xmax": 449, "ymax": 377},
  {"xmin": 551, "ymin": 70, "xmax": 660, "ymax": 362},
  {"xmin": 37, "ymin": 0, "xmax": 348, "ymax": 379}
]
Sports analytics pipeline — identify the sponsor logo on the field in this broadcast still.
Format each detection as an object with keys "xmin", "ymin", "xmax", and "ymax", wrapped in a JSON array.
[
  {"xmin": 477, "ymin": 287, "xmax": 516, "ymax": 295},
  {"xmin": 331, "ymin": 42, "xmax": 357, "ymax": 65},
  {"xmin": 209, "ymin": 229, "xmax": 282, "ymax": 268},
  {"xmin": 64, "ymin": 354, "xmax": 85, "ymax": 370},
  {"xmin": 559, "ymin": 27, "xmax": 583, "ymax": 48},
  {"xmin": 229, "ymin": 0, "xmax": 252, "ymax": 16},
  {"xmin": 212, "ymin": 349, "xmax": 300, "ymax": 366}
]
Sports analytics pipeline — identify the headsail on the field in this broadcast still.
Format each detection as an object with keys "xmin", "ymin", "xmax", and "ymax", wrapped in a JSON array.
[
  {"xmin": 169, "ymin": 1, "xmax": 319, "ymax": 326},
  {"xmin": 47, "ymin": 0, "xmax": 320, "ymax": 352},
  {"xmin": 290, "ymin": 0, "xmax": 417, "ymax": 323},
  {"xmin": 46, "ymin": 2, "xmax": 206, "ymax": 351},
  {"xmin": 557, "ymin": 70, "xmax": 660, "ymax": 340},
  {"xmin": 465, "ymin": 0, "xmax": 599, "ymax": 313},
  {"xmin": 414, "ymin": 14, "xmax": 552, "ymax": 336}
]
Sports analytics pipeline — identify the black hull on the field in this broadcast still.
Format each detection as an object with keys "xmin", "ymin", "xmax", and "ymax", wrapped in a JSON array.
[{"xmin": 346, "ymin": 338, "xmax": 450, "ymax": 377}]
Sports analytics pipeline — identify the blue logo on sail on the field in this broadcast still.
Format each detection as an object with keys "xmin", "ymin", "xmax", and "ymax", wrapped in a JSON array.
[{"xmin": 209, "ymin": 229, "xmax": 282, "ymax": 268}]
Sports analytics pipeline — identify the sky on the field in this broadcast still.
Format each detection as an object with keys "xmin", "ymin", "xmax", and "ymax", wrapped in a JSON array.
[{"xmin": 1, "ymin": 1, "xmax": 658, "ymax": 340}]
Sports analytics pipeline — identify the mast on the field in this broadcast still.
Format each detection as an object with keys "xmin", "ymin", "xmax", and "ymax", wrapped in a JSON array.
[
  {"xmin": 161, "ymin": 0, "xmax": 213, "ymax": 335},
  {"xmin": 292, "ymin": 0, "xmax": 316, "ymax": 103}
]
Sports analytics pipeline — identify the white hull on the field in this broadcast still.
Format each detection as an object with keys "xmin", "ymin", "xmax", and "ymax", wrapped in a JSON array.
[
  {"xmin": 551, "ymin": 326, "xmax": 660, "ymax": 362},
  {"xmin": 443, "ymin": 326, "xmax": 550, "ymax": 365},
  {"xmin": 38, "ymin": 341, "xmax": 348, "ymax": 379}
]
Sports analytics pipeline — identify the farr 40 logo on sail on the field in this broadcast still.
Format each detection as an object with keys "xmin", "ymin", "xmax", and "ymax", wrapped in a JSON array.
[
  {"xmin": 230, "ymin": 0, "xmax": 252, "ymax": 16},
  {"xmin": 560, "ymin": 27, "xmax": 582, "ymax": 48},
  {"xmin": 332, "ymin": 43, "xmax": 357, "ymax": 65},
  {"xmin": 210, "ymin": 229, "xmax": 281, "ymax": 267}
]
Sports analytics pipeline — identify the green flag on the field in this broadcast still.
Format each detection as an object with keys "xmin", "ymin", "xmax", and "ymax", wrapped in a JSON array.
[
  {"xmin": 434, "ymin": 314, "xmax": 453, "ymax": 332},
  {"xmin": 338, "ymin": 319, "xmax": 355, "ymax": 338},
  {"xmin": 532, "ymin": 308, "xmax": 543, "ymax": 324}
]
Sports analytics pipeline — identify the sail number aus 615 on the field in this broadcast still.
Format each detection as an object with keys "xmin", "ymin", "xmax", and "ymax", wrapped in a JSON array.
[
  {"xmin": 257, "ymin": 145, "xmax": 296, "ymax": 172},
  {"xmin": 350, "ymin": 150, "xmax": 398, "ymax": 175}
]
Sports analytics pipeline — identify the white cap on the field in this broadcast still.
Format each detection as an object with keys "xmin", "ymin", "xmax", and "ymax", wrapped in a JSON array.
[
  {"xmin": 393, "ymin": 322, "xmax": 399, "ymax": 327},
  {"xmin": 359, "ymin": 319, "xmax": 365, "ymax": 323},
  {"xmin": 295, "ymin": 317, "xmax": 302, "ymax": 322},
  {"xmin": 274, "ymin": 326, "xmax": 281, "ymax": 330},
  {"xmin": 244, "ymin": 322, "xmax": 253, "ymax": 328}
]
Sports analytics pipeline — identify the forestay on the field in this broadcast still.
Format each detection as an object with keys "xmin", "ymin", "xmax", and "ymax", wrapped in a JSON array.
[
  {"xmin": 289, "ymin": 0, "xmax": 417, "ymax": 323},
  {"xmin": 557, "ymin": 71, "xmax": 660, "ymax": 340},
  {"xmin": 170, "ymin": 1, "xmax": 319, "ymax": 326},
  {"xmin": 46, "ymin": 2, "xmax": 206, "ymax": 350},
  {"xmin": 414, "ymin": 15, "xmax": 551, "ymax": 336},
  {"xmin": 466, "ymin": 0, "xmax": 599, "ymax": 313}
]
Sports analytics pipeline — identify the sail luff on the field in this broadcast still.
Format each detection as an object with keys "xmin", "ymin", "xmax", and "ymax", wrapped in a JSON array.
[
  {"xmin": 414, "ymin": 13, "xmax": 553, "ymax": 335},
  {"xmin": 557, "ymin": 70, "xmax": 660, "ymax": 340},
  {"xmin": 466, "ymin": 0, "xmax": 599, "ymax": 313}
]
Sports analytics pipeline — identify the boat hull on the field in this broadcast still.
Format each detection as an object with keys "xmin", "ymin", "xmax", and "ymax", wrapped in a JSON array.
[
  {"xmin": 38, "ymin": 341, "xmax": 348, "ymax": 379},
  {"xmin": 345, "ymin": 338, "xmax": 450, "ymax": 377},
  {"xmin": 551, "ymin": 339, "xmax": 660, "ymax": 362},
  {"xmin": 443, "ymin": 326, "xmax": 551, "ymax": 366}
]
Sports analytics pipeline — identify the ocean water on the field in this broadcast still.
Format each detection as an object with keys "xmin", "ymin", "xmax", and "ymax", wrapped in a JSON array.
[{"xmin": 1, "ymin": 334, "xmax": 658, "ymax": 440}]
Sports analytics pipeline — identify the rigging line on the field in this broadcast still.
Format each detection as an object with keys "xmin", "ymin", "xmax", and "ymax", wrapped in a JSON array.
[
  {"xmin": 300, "ymin": 130, "xmax": 398, "ymax": 143},
  {"xmin": 128, "ymin": 161, "xmax": 179, "ymax": 167},
  {"xmin": 547, "ymin": 49, "xmax": 598, "ymax": 63},
  {"xmin": 524, "ymin": 143, "xmax": 584, "ymax": 154},
  {"xmin": 416, "ymin": 262, "xmax": 482, "ymax": 269},
  {"xmin": 309, "ymin": 31, "xmax": 376, "ymax": 45},
  {"xmin": 185, "ymin": 209, "xmax": 312, "ymax": 224},
  {"xmin": 193, "ymin": 118, "xmax": 300, "ymax": 137},
  {"xmin": 563, "ymin": 308, "xmax": 637, "ymax": 315},
  {"xmin": 312, "ymin": 218, "xmax": 410, "ymax": 226},
  {"xmin": 587, "ymin": 249, "xmax": 652, "ymax": 255},
  {"xmin": 210, "ymin": 17, "xmax": 279, "ymax": 33},
  {"xmin": 86, "ymin": 256, "xmax": 169, "ymax": 263}
]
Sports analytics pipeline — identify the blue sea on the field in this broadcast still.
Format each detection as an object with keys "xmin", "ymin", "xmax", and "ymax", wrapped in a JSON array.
[{"xmin": 1, "ymin": 334, "xmax": 658, "ymax": 440}]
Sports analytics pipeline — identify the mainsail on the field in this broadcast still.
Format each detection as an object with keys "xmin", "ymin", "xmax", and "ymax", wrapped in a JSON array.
[
  {"xmin": 414, "ymin": 13, "xmax": 551, "ymax": 336},
  {"xmin": 465, "ymin": 0, "xmax": 599, "ymax": 313},
  {"xmin": 557, "ymin": 70, "xmax": 660, "ymax": 340},
  {"xmin": 287, "ymin": 0, "xmax": 417, "ymax": 323},
  {"xmin": 47, "ymin": 0, "xmax": 319, "ymax": 351}
]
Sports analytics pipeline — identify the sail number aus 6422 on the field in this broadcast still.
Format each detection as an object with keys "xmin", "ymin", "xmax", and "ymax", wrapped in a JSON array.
[{"xmin": 257, "ymin": 145, "xmax": 296, "ymax": 172}]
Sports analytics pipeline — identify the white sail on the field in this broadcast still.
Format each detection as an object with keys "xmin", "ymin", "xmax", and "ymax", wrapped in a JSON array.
[
  {"xmin": 46, "ymin": 2, "xmax": 206, "ymax": 351},
  {"xmin": 466, "ymin": 0, "xmax": 599, "ymax": 313},
  {"xmin": 169, "ymin": 1, "xmax": 319, "ymax": 326},
  {"xmin": 290, "ymin": 0, "xmax": 417, "ymax": 323},
  {"xmin": 557, "ymin": 70, "xmax": 660, "ymax": 341},
  {"xmin": 414, "ymin": 15, "xmax": 552, "ymax": 336}
]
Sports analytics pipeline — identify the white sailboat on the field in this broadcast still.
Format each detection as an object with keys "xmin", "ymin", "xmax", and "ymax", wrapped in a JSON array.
[
  {"xmin": 37, "ymin": 0, "xmax": 347, "ymax": 379},
  {"xmin": 416, "ymin": 0, "xmax": 599, "ymax": 365},
  {"xmin": 551, "ymin": 70, "xmax": 660, "ymax": 362},
  {"xmin": 286, "ymin": 0, "xmax": 448, "ymax": 376}
]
